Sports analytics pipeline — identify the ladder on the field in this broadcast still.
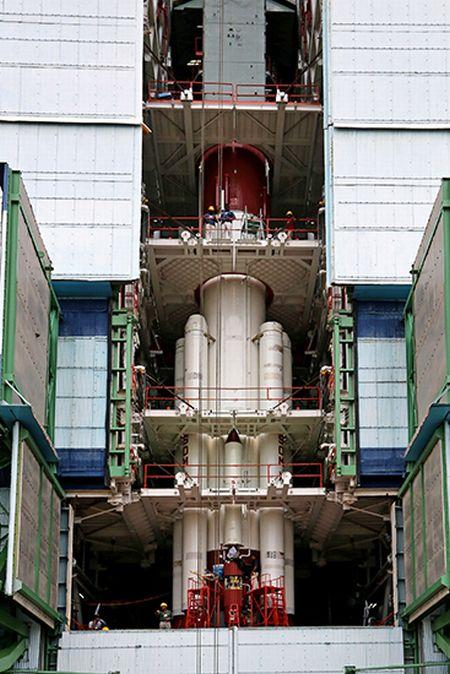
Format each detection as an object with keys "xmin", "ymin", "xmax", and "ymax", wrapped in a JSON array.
[
  {"xmin": 108, "ymin": 294, "xmax": 136, "ymax": 483},
  {"xmin": 332, "ymin": 309, "xmax": 357, "ymax": 478}
]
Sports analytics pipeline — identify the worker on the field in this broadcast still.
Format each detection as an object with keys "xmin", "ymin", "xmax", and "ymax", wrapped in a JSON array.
[
  {"xmin": 219, "ymin": 203, "xmax": 235, "ymax": 236},
  {"xmin": 284, "ymin": 210, "xmax": 296, "ymax": 237},
  {"xmin": 156, "ymin": 602, "xmax": 172, "ymax": 629},
  {"xmin": 203, "ymin": 205, "xmax": 218, "ymax": 238},
  {"xmin": 88, "ymin": 612, "xmax": 108, "ymax": 630}
]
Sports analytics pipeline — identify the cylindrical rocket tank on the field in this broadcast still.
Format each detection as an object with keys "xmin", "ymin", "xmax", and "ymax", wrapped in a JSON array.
[
  {"xmin": 259, "ymin": 321, "xmax": 284, "ymax": 410},
  {"xmin": 282, "ymin": 331, "xmax": 293, "ymax": 409},
  {"xmin": 242, "ymin": 508, "xmax": 260, "ymax": 552},
  {"xmin": 184, "ymin": 314, "xmax": 208, "ymax": 409},
  {"xmin": 172, "ymin": 519, "xmax": 183, "ymax": 616},
  {"xmin": 203, "ymin": 145, "xmax": 268, "ymax": 216},
  {"xmin": 207, "ymin": 436, "xmax": 224, "ymax": 490},
  {"xmin": 244, "ymin": 436, "xmax": 259, "ymax": 488},
  {"xmin": 259, "ymin": 433, "xmax": 283, "ymax": 485},
  {"xmin": 174, "ymin": 337, "xmax": 185, "ymax": 410},
  {"xmin": 182, "ymin": 508, "xmax": 207, "ymax": 611},
  {"xmin": 201, "ymin": 274, "xmax": 266, "ymax": 411},
  {"xmin": 259, "ymin": 507, "xmax": 285, "ymax": 582},
  {"xmin": 184, "ymin": 432, "xmax": 208, "ymax": 485},
  {"xmin": 223, "ymin": 504, "xmax": 243, "ymax": 546},
  {"xmin": 223, "ymin": 428, "xmax": 242, "ymax": 487},
  {"xmin": 207, "ymin": 509, "xmax": 222, "ymax": 567},
  {"xmin": 284, "ymin": 517, "xmax": 295, "ymax": 616}
]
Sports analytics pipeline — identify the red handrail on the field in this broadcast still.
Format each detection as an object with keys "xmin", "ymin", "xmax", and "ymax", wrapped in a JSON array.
[
  {"xmin": 147, "ymin": 214, "xmax": 319, "ymax": 240},
  {"xmin": 145, "ymin": 385, "xmax": 321, "ymax": 409},
  {"xmin": 143, "ymin": 461, "xmax": 323, "ymax": 488},
  {"xmin": 147, "ymin": 80, "xmax": 320, "ymax": 105}
]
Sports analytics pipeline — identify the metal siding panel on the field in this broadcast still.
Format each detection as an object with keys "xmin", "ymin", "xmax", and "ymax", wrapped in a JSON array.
[
  {"xmin": 357, "ymin": 335, "xmax": 408, "ymax": 476},
  {"xmin": 1, "ymin": 124, "xmax": 141, "ymax": 280},
  {"xmin": 58, "ymin": 627, "xmax": 403, "ymax": 674},
  {"xmin": 331, "ymin": 129, "xmax": 450, "ymax": 283},
  {"xmin": 14, "ymin": 182, "xmax": 51, "ymax": 425},
  {"xmin": 423, "ymin": 443, "xmax": 446, "ymax": 588},
  {"xmin": 329, "ymin": 0, "xmax": 450, "ymax": 124},
  {"xmin": 413, "ymin": 215, "xmax": 446, "ymax": 425},
  {"xmin": 0, "ymin": 1, "xmax": 142, "ymax": 122},
  {"xmin": 55, "ymin": 336, "xmax": 107, "ymax": 477}
]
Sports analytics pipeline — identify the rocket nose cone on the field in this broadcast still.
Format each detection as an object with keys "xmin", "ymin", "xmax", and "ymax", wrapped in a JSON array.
[{"xmin": 226, "ymin": 428, "xmax": 241, "ymax": 444}]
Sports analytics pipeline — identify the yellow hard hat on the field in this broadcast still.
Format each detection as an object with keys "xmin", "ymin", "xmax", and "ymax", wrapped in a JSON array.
[
  {"xmin": 208, "ymin": 205, "xmax": 215, "ymax": 212},
  {"xmin": 101, "ymin": 626, "xmax": 109, "ymax": 631},
  {"xmin": 160, "ymin": 602, "xmax": 168, "ymax": 609}
]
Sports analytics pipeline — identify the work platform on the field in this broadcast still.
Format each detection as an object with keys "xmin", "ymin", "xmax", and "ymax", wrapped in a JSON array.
[
  {"xmin": 143, "ymin": 82, "xmax": 322, "ymax": 215},
  {"xmin": 144, "ymin": 234, "xmax": 321, "ymax": 336}
]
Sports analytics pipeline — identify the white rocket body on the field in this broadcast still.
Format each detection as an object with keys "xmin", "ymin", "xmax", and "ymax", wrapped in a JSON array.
[{"xmin": 172, "ymin": 274, "xmax": 295, "ymax": 616}]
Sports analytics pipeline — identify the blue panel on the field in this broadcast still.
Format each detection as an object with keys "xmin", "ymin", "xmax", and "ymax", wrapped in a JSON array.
[
  {"xmin": 57, "ymin": 447, "xmax": 105, "ymax": 478},
  {"xmin": 53, "ymin": 281, "xmax": 112, "ymax": 299},
  {"xmin": 356, "ymin": 301, "xmax": 405, "ymax": 339},
  {"xmin": 1, "ymin": 163, "xmax": 9, "ymax": 208},
  {"xmin": 360, "ymin": 447, "xmax": 405, "ymax": 476},
  {"xmin": 59, "ymin": 299, "xmax": 109, "ymax": 337},
  {"xmin": 353, "ymin": 285, "xmax": 410, "ymax": 301},
  {"xmin": 0, "ymin": 402, "xmax": 58, "ymax": 464}
]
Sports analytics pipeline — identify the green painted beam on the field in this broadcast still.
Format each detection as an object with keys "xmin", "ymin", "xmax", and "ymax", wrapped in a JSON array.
[
  {"xmin": 0, "ymin": 639, "xmax": 27, "ymax": 672},
  {"xmin": 0, "ymin": 606, "xmax": 28, "ymax": 638},
  {"xmin": 2, "ymin": 171, "xmax": 20, "ymax": 402},
  {"xmin": 432, "ymin": 608, "xmax": 450, "ymax": 632}
]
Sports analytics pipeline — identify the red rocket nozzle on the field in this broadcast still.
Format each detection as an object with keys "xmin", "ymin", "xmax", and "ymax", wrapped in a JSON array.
[{"xmin": 226, "ymin": 428, "xmax": 241, "ymax": 444}]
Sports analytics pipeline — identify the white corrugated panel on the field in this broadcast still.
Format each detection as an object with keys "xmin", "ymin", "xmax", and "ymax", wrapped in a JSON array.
[
  {"xmin": 325, "ymin": 0, "xmax": 450, "ymax": 284},
  {"xmin": 0, "ymin": 1, "xmax": 142, "ymax": 122},
  {"xmin": 55, "ymin": 337, "xmax": 107, "ymax": 450},
  {"xmin": 58, "ymin": 627, "xmax": 403, "ymax": 674},
  {"xmin": 328, "ymin": 0, "xmax": 450, "ymax": 125},
  {"xmin": 358, "ymin": 339, "xmax": 408, "ymax": 449},
  {"xmin": 330, "ymin": 128, "xmax": 450, "ymax": 283},
  {"xmin": 0, "ymin": 123, "xmax": 141, "ymax": 279}
]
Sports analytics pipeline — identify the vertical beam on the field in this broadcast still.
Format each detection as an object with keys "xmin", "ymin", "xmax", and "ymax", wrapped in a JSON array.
[
  {"xmin": 272, "ymin": 102, "xmax": 287, "ymax": 193},
  {"xmin": 3, "ymin": 171, "xmax": 20, "ymax": 402},
  {"xmin": 183, "ymin": 100, "xmax": 197, "ymax": 195}
]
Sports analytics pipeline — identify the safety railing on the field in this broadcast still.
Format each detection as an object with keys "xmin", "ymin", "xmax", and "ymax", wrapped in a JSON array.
[
  {"xmin": 147, "ymin": 216, "xmax": 319, "ymax": 240},
  {"xmin": 148, "ymin": 215, "xmax": 201, "ymax": 238},
  {"xmin": 147, "ymin": 80, "xmax": 234, "ymax": 103},
  {"xmin": 235, "ymin": 82, "xmax": 320, "ymax": 104},
  {"xmin": 265, "ymin": 217, "xmax": 318, "ymax": 239},
  {"xmin": 144, "ymin": 385, "xmax": 321, "ymax": 411},
  {"xmin": 143, "ymin": 461, "xmax": 323, "ymax": 488},
  {"xmin": 147, "ymin": 80, "xmax": 320, "ymax": 105}
]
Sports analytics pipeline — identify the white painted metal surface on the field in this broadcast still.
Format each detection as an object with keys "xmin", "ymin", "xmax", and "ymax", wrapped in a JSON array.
[
  {"xmin": 259, "ymin": 507, "xmax": 284, "ymax": 581},
  {"xmin": 182, "ymin": 509, "xmax": 207, "ymax": 611},
  {"xmin": 259, "ymin": 322, "xmax": 284, "ymax": 410},
  {"xmin": 202, "ymin": 274, "xmax": 266, "ymax": 410},
  {"xmin": 282, "ymin": 332, "xmax": 292, "ymax": 409},
  {"xmin": 324, "ymin": 0, "xmax": 450, "ymax": 283},
  {"xmin": 357, "ymin": 339, "xmax": 408, "ymax": 451},
  {"xmin": 0, "ymin": 1, "xmax": 142, "ymax": 122},
  {"xmin": 174, "ymin": 338, "xmax": 185, "ymax": 411},
  {"xmin": 172, "ymin": 520, "xmax": 183, "ymax": 617},
  {"xmin": 284, "ymin": 518, "xmax": 295, "ymax": 616},
  {"xmin": 58, "ymin": 626, "xmax": 404, "ymax": 674},
  {"xmin": 327, "ymin": 0, "xmax": 450, "ymax": 126},
  {"xmin": 55, "ymin": 337, "xmax": 108, "ymax": 451},
  {"xmin": 1, "ymin": 123, "xmax": 141, "ymax": 279},
  {"xmin": 184, "ymin": 314, "xmax": 208, "ymax": 408},
  {"xmin": 330, "ymin": 129, "xmax": 450, "ymax": 283}
]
